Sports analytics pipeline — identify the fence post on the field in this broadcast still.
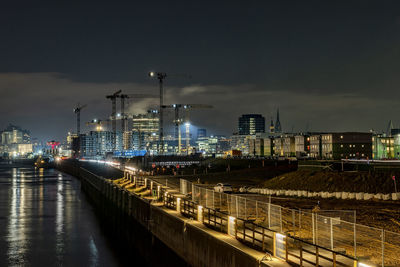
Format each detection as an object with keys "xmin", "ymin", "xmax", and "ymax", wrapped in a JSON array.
[
  {"xmin": 312, "ymin": 212, "xmax": 315, "ymax": 244},
  {"xmin": 245, "ymin": 198, "xmax": 247, "ymax": 220},
  {"xmin": 316, "ymin": 246, "xmax": 319, "ymax": 266},
  {"xmin": 192, "ymin": 184, "xmax": 195, "ymax": 201},
  {"xmin": 220, "ymin": 193, "xmax": 222, "ymax": 211},
  {"xmin": 333, "ymin": 252, "xmax": 336, "ymax": 267},
  {"xmin": 235, "ymin": 219, "xmax": 238, "ymax": 239},
  {"xmin": 256, "ymin": 201, "xmax": 258, "ymax": 220},
  {"xmin": 300, "ymin": 244, "xmax": 303, "ymax": 266},
  {"xmin": 382, "ymin": 229, "xmax": 385, "ymax": 267},
  {"xmin": 315, "ymin": 213, "xmax": 318, "ymax": 245},
  {"xmin": 285, "ymin": 236, "xmax": 288, "ymax": 261},
  {"xmin": 268, "ymin": 203, "xmax": 271, "ymax": 228},
  {"xmin": 243, "ymin": 221, "xmax": 246, "ymax": 241},
  {"xmin": 252, "ymin": 223, "xmax": 255, "ymax": 246},
  {"xmin": 354, "ymin": 222, "xmax": 357, "ymax": 257},
  {"xmin": 292, "ymin": 209, "xmax": 295, "ymax": 235},
  {"xmin": 227, "ymin": 194, "xmax": 230, "ymax": 214},
  {"xmin": 330, "ymin": 218, "xmax": 334, "ymax": 250},
  {"xmin": 212, "ymin": 191, "xmax": 215, "ymax": 210},
  {"xmin": 262, "ymin": 227, "xmax": 265, "ymax": 251},
  {"xmin": 280, "ymin": 206, "xmax": 283, "ymax": 233},
  {"xmin": 299, "ymin": 209, "xmax": 301, "ymax": 230},
  {"xmin": 236, "ymin": 196, "xmax": 239, "ymax": 218}
]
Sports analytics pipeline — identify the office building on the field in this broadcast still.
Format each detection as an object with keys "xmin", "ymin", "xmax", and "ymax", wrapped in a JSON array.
[{"xmin": 238, "ymin": 114, "xmax": 265, "ymax": 135}]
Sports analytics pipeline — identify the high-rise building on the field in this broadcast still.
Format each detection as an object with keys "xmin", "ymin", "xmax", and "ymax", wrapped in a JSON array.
[
  {"xmin": 131, "ymin": 110, "xmax": 159, "ymax": 153},
  {"xmin": 238, "ymin": 114, "xmax": 265, "ymax": 135}
]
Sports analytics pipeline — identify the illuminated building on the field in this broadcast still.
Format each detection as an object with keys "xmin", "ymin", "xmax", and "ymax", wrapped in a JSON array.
[
  {"xmin": 230, "ymin": 134, "xmax": 253, "ymax": 155},
  {"xmin": 131, "ymin": 110, "xmax": 159, "ymax": 154},
  {"xmin": 311, "ymin": 132, "xmax": 372, "ymax": 160},
  {"xmin": 295, "ymin": 135, "xmax": 310, "ymax": 157}
]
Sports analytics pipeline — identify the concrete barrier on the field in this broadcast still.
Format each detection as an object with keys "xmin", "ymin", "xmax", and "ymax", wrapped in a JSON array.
[
  {"xmin": 392, "ymin": 193, "xmax": 400, "ymax": 200},
  {"xmin": 364, "ymin": 193, "xmax": 373, "ymax": 200},
  {"xmin": 355, "ymin": 193, "xmax": 364, "ymax": 200},
  {"xmin": 320, "ymin": 192, "xmax": 328, "ymax": 198},
  {"xmin": 348, "ymin": 193, "xmax": 355, "ymax": 199},
  {"xmin": 245, "ymin": 186, "xmax": 400, "ymax": 202}
]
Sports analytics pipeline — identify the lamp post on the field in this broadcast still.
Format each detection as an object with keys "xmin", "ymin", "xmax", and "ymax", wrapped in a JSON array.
[{"xmin": 149, "ymin": 71, "xmax": 167, "ymax": 155}]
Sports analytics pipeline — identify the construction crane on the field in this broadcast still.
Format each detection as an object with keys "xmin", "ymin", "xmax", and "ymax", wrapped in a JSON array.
[
  {"xmin": 73, "ymin": 103, "xmax": 87, "ymax": 136},
  {"xmin": 148, "ymin": 72, "xmax": 191, "ymax": 155},
  {"xmin": 162, "ymin": 104, "xmax": 213, "ymax": 155},
  {"xmin": 117, "ymin": 93, "xmax": 158, "ymax": 150},
  {"xmin": 106, "ymin": 90, "xmax": 122, "ymax": 150}
]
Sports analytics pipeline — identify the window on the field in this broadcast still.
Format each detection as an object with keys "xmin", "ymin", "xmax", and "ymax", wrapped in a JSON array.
[
  {"xmin": 340, "ymin": 144, "xmax": 343, "ymax": 148},
  {"xmin": 362, "ymin": 144, "xmax": 364, "ymax": 148},
  {"xmin": 340, "ymin": 135, "xmax": 343, "ymax": 139}
]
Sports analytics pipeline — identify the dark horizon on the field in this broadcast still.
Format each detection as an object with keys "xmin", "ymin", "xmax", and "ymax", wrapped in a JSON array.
[{"xmin": 1, "ymin": 1, "xmax": 400, "ymax": 142}]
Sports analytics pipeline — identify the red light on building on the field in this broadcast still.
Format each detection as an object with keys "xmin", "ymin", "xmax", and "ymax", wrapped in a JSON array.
[{"xmin": 47, "ymin": 141, "xmax": 60, "ymax": 149}]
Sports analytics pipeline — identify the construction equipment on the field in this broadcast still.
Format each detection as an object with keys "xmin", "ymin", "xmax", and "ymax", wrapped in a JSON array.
[
  {"xmin": 117, "ymin": 93, "xmax": 158, "ymax": 150},
  {"xmin": 106, "ymin": 90, "xmax": 122, "ymax": 150},
  {"xmin": 148, "ymin": 72, "xmax": 191, "ymax": 155},
  {"xmin": 73, "ymin": 103, "xmax": 87, "ymax": 136},
  {"xmin": 162, "ymin": 104, "xmax": 213, "ymax": 154}
]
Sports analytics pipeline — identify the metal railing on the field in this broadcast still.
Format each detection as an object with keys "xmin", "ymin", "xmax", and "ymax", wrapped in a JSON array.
[{"xmin": 180, "ymin": 178, "xmax": 400, "ymax": 267}]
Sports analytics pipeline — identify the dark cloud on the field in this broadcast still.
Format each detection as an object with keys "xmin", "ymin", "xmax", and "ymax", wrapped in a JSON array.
[{"xmin": 0, "ymin": 72, "xmax": 397, "ymax": 141}]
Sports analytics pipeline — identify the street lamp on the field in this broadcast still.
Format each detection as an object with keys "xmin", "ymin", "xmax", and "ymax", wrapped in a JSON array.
[{"xmin": 148, "ymin": 71, "xmax": 167, "ymax": 155}]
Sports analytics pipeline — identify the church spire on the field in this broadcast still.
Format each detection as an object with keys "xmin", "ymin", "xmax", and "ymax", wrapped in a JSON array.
[{"xmin": 275, "ymin": 108, "xmax": 282, "ymax": 133}]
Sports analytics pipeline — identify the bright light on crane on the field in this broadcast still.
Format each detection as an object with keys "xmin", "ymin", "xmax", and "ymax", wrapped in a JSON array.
[{"xmin": 148, "ymin": 71, "xmax": 155, "ymax": 77}]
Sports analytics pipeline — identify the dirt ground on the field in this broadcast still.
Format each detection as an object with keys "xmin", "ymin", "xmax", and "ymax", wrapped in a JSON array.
[
  {"xmin": 158, "ymin": 173, "xmax": 400, "ymax": 234},
  {"xmin": 259, "ymin": 195, "xmax": 400, "ymax": 233}
]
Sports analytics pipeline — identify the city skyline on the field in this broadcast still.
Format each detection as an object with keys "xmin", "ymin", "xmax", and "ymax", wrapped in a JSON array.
[{"xmin": 1, "ymin": 1, "xmax": 400, "ymax": 141}]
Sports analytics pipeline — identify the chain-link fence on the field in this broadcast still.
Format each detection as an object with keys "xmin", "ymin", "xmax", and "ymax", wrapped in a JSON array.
[{"xmin": 180, "ymin": 179, "xmax": 400, "ymax": 267}]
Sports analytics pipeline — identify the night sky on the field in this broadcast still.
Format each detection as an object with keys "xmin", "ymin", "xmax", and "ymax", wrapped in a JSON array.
[{"xmin": 1, "ymin": 1, "xmax": 400, "ymax": 142}]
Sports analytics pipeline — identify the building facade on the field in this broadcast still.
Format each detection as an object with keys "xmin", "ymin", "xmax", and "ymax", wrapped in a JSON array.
[
  {"xmin": 295, "ymin": 135, "xmax": 310, "ymax": 157},
  {"xmin": 131, "ymin": 110, "xmax": 159, "ymax": 153},
  {"xmin": 311, "ymin": 132, "xmax": 372, "ymax": 160},
  {"xmin": 238, "ymin": 114, "xmax": 265, "ymax": 135}
]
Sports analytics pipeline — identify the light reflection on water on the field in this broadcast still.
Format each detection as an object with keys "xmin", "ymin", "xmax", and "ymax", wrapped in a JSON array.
[{"xmin": 0, "ymin": 167, "xmax": 121, "ymax": 267}]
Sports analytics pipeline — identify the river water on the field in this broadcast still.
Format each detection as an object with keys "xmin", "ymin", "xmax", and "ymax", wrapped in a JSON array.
[{"xmin": 0, "ymin": 165, "xmax": 129, "ymax": 267}]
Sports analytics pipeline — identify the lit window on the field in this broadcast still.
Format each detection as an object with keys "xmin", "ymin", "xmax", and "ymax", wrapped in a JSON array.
[
  {"xmin": 340, "ymin": 135, "xmax": 343, "ymax": 139},
  {"xmin": 362, "ymin": 145, "xmax": 364, "ymax": 148},
  {"xmin": 340, "ymin": 144, "xmax": 343, "ymax": 148}
]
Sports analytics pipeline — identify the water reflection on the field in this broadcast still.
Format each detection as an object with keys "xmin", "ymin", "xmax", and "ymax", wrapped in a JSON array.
[
  {"xmin": 0, "ymin": 167, "xmax": 120, "ymax": 267},
  {"xmin": 7, "ymin": 168, "xmax": 28, "ymax": 265}
]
